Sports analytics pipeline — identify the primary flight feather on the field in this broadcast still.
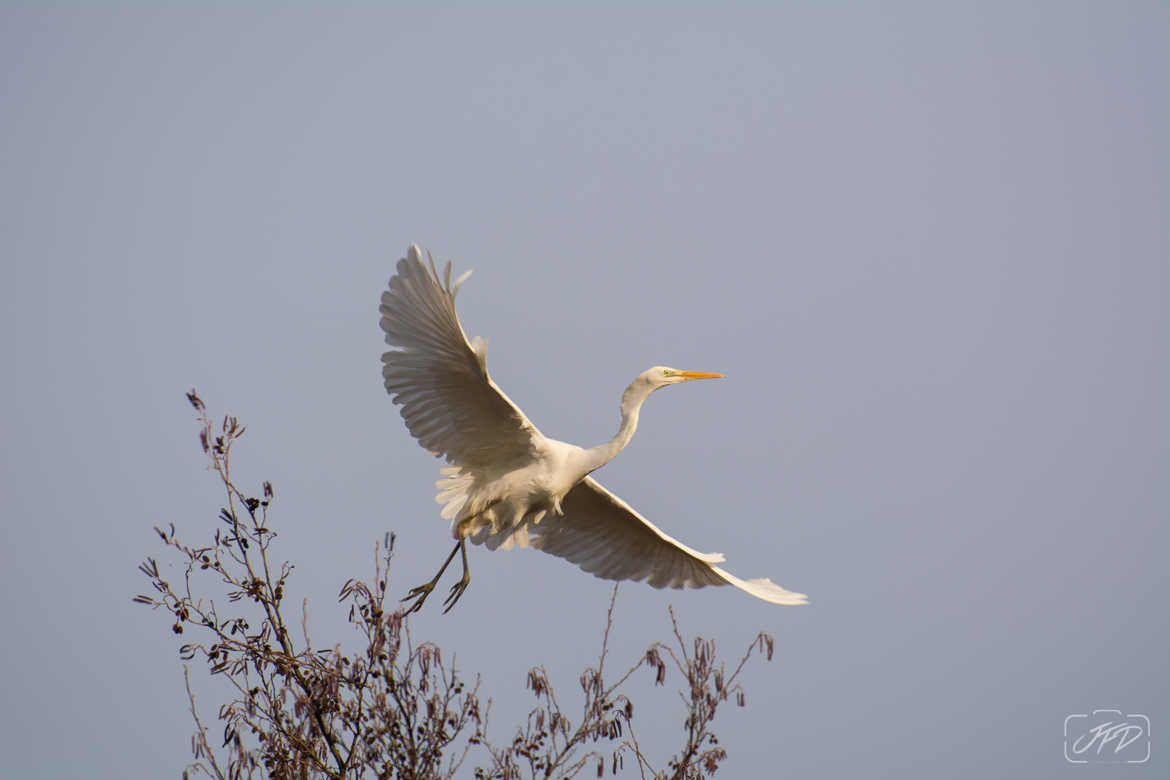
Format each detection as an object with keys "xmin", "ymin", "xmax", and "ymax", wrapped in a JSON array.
[{"xmin": 379, "ymin": 245, "xmax": 807, "ymax": 612}]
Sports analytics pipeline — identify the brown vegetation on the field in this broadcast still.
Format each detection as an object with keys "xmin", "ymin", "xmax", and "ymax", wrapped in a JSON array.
[{"xmin": 135, "ymin": 391, "xmax": 776, "ymax": 779}]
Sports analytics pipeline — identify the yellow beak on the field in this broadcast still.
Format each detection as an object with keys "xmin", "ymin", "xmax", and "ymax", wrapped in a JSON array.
[{"xmin": 678, "ymin": 371, "xmax": 725, "ymax": 380}]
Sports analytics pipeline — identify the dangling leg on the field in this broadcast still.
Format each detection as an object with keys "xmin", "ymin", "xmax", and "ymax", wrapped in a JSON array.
[
  {"xmin": 441, "ymin": 538, "xmax": 471, "ymax": 613},
  {"xmin": 401, "ymin": 540, "xmax": 462, "ymax": 615}
]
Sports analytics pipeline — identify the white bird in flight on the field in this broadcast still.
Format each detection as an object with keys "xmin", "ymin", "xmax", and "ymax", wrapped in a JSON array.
[{"xmin": 379, "ymin": 245, "xmax": 808, "ymax": 613}]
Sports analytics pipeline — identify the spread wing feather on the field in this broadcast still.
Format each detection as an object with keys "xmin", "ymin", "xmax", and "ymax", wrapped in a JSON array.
[
  {"xmin": 532, "ymin": 477, "xmax": 809, "ymax": 605},
  {"xmin": 380, "ymin": 245, "xmax": 540, "ymax": 469}
]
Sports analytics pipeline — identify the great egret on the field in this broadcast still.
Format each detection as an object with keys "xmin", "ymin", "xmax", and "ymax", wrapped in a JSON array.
[{"xmin": 379, "ymin": 245, "xmax": 808, "ymax": 613}]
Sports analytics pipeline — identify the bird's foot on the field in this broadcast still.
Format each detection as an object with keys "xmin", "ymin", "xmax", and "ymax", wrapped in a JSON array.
[
  {"xmin": 401, "ymin": 581, "xmax": 438, "ymax": 615},
  {"xmin": 442, "ymin": 571, "xmax": 470, "ymax": 614}
]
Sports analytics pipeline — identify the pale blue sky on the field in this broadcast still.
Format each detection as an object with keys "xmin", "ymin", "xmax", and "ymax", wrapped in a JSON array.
[{"xmin": 1, "ymin": 2, "xmax": 1167, "ymax": 777}]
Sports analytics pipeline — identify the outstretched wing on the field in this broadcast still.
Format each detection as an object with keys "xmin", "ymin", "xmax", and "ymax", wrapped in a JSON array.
[
  {"xmin": 379, "ymin": 245, "xmax": 541, "ymax": 470},
  {"xmin": 531, "ymin": 477, "xmax": 808, "ymax": 606}
]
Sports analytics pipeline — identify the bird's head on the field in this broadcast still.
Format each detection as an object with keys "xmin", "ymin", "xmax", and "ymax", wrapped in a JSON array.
[{"xmin": 642, "ymin": 366, "xmax": 726, "ymax": 390}]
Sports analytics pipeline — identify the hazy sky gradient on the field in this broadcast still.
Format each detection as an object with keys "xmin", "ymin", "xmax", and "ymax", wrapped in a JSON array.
[{"xmin": 2, "ymin": 3, "xmax": 1167, "ymax": 777}]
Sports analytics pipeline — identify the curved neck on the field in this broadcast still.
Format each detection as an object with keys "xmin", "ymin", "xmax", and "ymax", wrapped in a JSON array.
[{"xmin": 581, "ymin": 379, "xmax": 655, "ymax": 475}]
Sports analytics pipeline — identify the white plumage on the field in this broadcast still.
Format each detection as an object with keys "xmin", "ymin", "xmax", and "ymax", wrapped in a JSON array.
[{"xmin": 380, "ymin": 245, "xmax": 807, "ymax": 612}]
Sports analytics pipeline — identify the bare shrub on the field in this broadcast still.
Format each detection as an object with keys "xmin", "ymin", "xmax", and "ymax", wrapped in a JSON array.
[{"xmin": 135, "ymin": 391, "xmax": 778, "ymax": 779}]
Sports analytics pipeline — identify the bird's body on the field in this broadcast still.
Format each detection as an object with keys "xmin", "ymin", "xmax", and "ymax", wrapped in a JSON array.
[
  {"xmin": 380, "ymin": 245, "xmax": 807, "ymax": 611},
  {"xmin": 437, "ymin": 437, "xmax": 590, "ymax": 549}
]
